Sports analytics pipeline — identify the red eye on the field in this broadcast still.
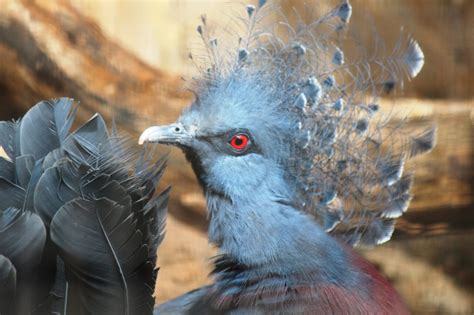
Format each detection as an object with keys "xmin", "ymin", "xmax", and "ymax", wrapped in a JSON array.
[{"xmin": 229, "ymin": 134, "xmax": 250, "ymax": 151}]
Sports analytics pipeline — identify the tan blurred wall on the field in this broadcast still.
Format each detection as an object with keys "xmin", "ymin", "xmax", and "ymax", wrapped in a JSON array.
[
  {"xmin": 71, "ymin": 0, "xmax": 243, "ymax": 74},
  {"xmin": 72, "ymin": 0, "xmax": 473, "ymax": 99}
]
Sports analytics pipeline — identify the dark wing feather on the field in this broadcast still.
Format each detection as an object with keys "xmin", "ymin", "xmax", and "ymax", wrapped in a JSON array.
[
  {"xmin": 0, "ymin": 157, "xmax": 15, "ymax": 182},
  {"xmin": 74, "ymin": 113, "xmax": 109, "ymax": 143},
  {"xmin": 51, "ymin": 197, "xmax": 155, "ymax": 315},
  {"xmin": 19, "ymin": 99, "xmax": 75, "ymax": 160},
  {"xmin": 30, "ymin": 100, "xmax": 168, "ymax": 314},
  {"xmin": 0, "ymin": 178, "xmax": 25, "ymax": 210},
  {"xmin": 54, "ymin": 98, "xmax": 77, "ymax": 145},
  {"xmin": 0, "ymin": 207, "xmax": 47, "ymax": 314},
  {"xmin": 34, "ymin": 166, "xmax": 70, "ymax": 228},
  {"xmin": 1, "ymin": 98, "xmax": 168, "ymax": 314},
  {"xmin": 0, "ymin": 207, "xmax": 46, "ymax": 270},
  {"xmin": 0, "ymin": 100, "xmax": 77, "ymax": 314},
  {"xmin": 45, "ymin": 150, "xmax": 168, "ymax": 314},
  {"xmin": 15, "ymin": 155, "xmax": 35, "ymax": 188},
  {"xmin": 0, "ymin": 255, "xmax": 16, "ymax": 315},
  {"xmin": 0, "ymin": 121, "xmax": 18, "ymax": 160},
  {"xmin": 145, "ymin": 186, "xmax": 170, "ymax": 261}
]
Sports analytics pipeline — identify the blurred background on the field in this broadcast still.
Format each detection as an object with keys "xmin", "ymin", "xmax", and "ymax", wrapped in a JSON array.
[{"xmin": 0, "ymin": 0, "xmax": 473, "ymax": 314}]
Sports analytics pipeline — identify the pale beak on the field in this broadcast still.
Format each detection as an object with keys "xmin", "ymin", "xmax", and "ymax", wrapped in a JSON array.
[{"xmin": 138, "ymin": 123, "xmax": 192, "ymax": 146}]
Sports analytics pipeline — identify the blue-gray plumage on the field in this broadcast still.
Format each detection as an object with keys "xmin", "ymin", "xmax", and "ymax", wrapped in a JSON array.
[{"xmin": 140, "ymin": 1, "xmax": 435, "ymax": 313}]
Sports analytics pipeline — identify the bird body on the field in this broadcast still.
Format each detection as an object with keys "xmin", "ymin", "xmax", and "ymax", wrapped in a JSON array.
[
  {"xmin": 141, "ymin": 0, "xmax": 435, "ymax": 314},
  {"xmin": 156, "ymin": 189, "xmax": 409, "ymax": 314},
  {"xmin": 190, "ymin": 247, "xmax": 409, "ymax": 314}
]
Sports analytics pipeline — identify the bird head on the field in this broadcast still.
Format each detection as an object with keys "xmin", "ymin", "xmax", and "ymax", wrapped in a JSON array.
[
  {"xmin": 140, "ymin": 1, "xmax": 434, "ymax": 247},
  {"xmin": 140, "ymin": 73, "xmax": 297, "ymax": 200}
]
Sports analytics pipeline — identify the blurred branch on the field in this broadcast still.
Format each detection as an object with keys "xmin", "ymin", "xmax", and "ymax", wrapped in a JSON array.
[{"xmin": 0, "ymin": 0, "xmax": 187, "ymax": 127}]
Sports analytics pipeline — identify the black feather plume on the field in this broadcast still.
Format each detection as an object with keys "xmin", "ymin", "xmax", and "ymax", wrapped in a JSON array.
[
  {"xmin": 0, "ymin": 98, "xmax": 168, "ymax": 314},
  {"xmin": 0, "ymin": 207, "xmax": 46, "ymax": 314},
  {"xmin": 0, "ymin": 255, "xmax": 16, "ymax": 315}
]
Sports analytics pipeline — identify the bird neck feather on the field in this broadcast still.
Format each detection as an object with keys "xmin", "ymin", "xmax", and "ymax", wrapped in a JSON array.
[
  {"xmin": 185, "ymin": 147, "xmax": 355, "ymax": 283},
  {"xmin": 205, "ymin": 182, "xmax": 355, "ymax": 284}
]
